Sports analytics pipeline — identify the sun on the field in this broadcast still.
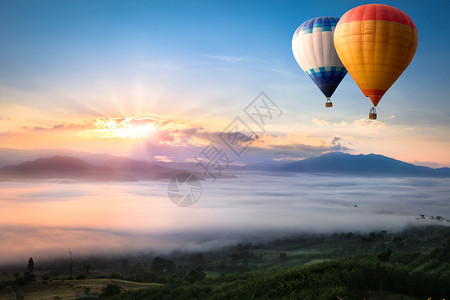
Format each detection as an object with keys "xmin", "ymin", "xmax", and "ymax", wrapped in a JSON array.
[
  {"xmin": 114, "ymin": 122, "xmax": 156, "ymax": 139},
  {"xmin": 79, "ymin": 117, "xmax": 157, "ymax": 139}
]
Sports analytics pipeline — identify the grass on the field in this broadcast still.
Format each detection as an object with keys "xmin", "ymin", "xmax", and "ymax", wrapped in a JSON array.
[{"xmin": 0, "ymin": 278, "xmax": 161, "ymax": 300}]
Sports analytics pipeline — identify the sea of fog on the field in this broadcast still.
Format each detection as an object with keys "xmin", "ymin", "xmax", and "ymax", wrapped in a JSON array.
[{"xmin": 1, "ymin": 172, "xmax": 449, "ymax": 264}]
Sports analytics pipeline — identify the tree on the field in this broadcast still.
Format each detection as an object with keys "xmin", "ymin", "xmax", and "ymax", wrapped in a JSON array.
[
  {"xmin": 23, "ymin": 257, "xmax": 36, "ymax": 283},
  {"xmin": 377, "ymin": 248, "xmax": 392, "ymax": 263},
  {"xmin": 151, "ymin": 257, "xmax": 176, "ymax": 274},
  {"xmin": 187, "ymin": 267, "xmax": 206, "ymax": 283},
  {"xmin": 377, "ymin": 248, "xmax": 392, "ymax": 299},
  {"xmin": 392, "ymin": 236, "xmax": 405, "ymax": 248},
  {"xmin": 121, "ymin": 259, "xmax": 129, "ymax": 274},
  {"xmin": 190, "ymin": 253, "xmax": 205, "ymax": 268},
  {"xmin": 84, "ymin": 264, "xmax": 91, "ymax": 278},
  {"xmin": 68, "ymin": 249, "xmax": 73, "ymax": 278},
  {"xmin": 27, "ymin": 257, "xmax": 34, "ymax": 275}
]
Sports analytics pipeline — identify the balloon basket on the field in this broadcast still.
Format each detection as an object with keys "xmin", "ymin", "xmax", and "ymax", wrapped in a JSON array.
[
  {"xmin": 325, "ymin": 99, "xmax": 332, "ymax": 108},
  {"xmin": 369, "ymin": 107, "xmax": 377, "ymax": 120}
]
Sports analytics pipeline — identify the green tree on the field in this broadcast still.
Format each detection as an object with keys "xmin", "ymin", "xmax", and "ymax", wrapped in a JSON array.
[
  {"xmin": 190, "ymin": 253, "xmax": 205, "ymax": 268},
  {"xmin": 187, "ymin": 267, "xmax": 206, "ymax": 283},
  {"xmin": 377, "ymin": 248, "xmax": 392, "ymax": 299},
  {"xmin": 151, "ymin": 257, "xmax": 176, "ymax": 274}
]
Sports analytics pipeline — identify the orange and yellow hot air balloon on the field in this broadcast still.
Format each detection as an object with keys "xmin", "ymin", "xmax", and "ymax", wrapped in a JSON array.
[{"xmin": 334, "ymin": 4, "xmax": 418, "ymax": 119}]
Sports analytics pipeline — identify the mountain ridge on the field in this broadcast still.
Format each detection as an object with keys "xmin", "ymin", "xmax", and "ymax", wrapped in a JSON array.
[
  {"xmin": 0, "ymin": 155, "xmax": 133, "ymax": 181},
  {"xmin": 0, "ymin": 152, "xmax": 449, "ymax": 181},
  {"xmin": 273, "ymin": 152, "xmax": 450, "ymax": 177}
]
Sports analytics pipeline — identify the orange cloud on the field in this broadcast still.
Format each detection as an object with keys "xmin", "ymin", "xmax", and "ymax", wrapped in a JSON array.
[
  {"xmin": 353, "ymin": 118, "xmax": 385, "ymax": 128},
  {"xmin": 313, "ymin": 118, "xmax": 329, "ymax": 126},
  {"xmin": 154, "ymin": 155, "xmax": 173, "ymax": 162}
]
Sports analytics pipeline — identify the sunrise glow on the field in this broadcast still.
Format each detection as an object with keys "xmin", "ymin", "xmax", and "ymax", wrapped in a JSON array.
[{"xmin": 78, "ymin": 117, "xmax": 157, "ymax": 139}]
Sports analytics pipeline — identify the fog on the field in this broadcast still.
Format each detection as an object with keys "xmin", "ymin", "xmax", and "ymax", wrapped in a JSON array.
[{"xmin": 1, "ymin": 173, "xmax": 449, "ymax": 264}]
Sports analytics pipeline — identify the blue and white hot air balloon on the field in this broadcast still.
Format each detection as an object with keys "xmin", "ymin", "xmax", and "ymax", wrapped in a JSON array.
[{"xmin": 292, "ymin": 16, "xmax": 347, "ymax": 107}]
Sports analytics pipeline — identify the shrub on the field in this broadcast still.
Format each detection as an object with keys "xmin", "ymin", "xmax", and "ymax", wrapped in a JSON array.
[{"xmin": 101, "ymin": 284, "xmax": 121, "ymax": 297}]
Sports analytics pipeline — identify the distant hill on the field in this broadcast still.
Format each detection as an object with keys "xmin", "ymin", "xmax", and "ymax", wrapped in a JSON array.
[
  {"xmin": 0, "ymin": 156, "xmax": 133, "ymax": 181},
  {"xmin": 274, "ymin": 152, "xmax": 450, "ymax": 177},
  {"xmin": 0, "ymin": 155, "xmax": 206, "ymax": 182},
  {"xmin": 0, "ymin": 148, "xmax": 126, "ymax": 167},
  {"xmin": 104, "ymin": 157, "xmax": 179, "ymax": 180},
  {"xmin": 1, "ymin": 152, "xmax": 448, "ymax": 181}
]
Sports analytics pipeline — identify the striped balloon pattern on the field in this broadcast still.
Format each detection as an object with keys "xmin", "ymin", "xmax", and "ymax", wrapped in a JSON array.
[
  {"xmin": 334, "ymin": 4, "xmax": 418, "ymax": 107},
  {"xmin": 292, "ymin": 17, "xmax": 347, "ymax": 99}
]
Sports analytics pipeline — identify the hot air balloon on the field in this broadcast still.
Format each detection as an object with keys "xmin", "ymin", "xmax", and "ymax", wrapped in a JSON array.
[
  {"xmin": 334, "ymin": 4, "xmax": 418, "ymax": 119},
  {"xmin": 292, "ymin": 16, "xmax": 347, "ymax": 108}
]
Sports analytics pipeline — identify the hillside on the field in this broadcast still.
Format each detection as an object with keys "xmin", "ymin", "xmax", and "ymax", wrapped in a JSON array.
[
  {"xmin": 104, "ymin": 157, "xmax": 176, "ymax": 180},
  {"xmin": 0, "ymin": 156, "xmax": 133, "ymax": 181},
  {"xmin": 1, "ymin": 152, "xmax": 449, "ymax": 181},
  {"xmin": 274, "ymin": 152, "xmax": 450, "ymax": 177}
]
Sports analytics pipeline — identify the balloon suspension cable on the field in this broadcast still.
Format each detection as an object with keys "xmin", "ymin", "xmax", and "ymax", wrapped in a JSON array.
[
  {"xmin": 369, "ymin": 106, "xmax": 377, "ymax": 120},
  {"xmin": 325, "ymin": 98, "xmax": 333, "ymax": 108}
]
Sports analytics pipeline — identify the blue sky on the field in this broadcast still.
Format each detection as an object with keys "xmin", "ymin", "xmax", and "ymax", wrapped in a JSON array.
[{"xmin": 1, "ymin": 0, "xmax": 450, "ymax": 166}]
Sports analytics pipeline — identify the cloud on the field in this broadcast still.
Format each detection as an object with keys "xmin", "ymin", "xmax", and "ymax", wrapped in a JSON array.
[
  {"xmin": 0, "ymin": 114, "xmax": 354, "ymax": 164},
  {"xmin": 78, "ymin": 117, "xmax": 169, "ymax": 140},
  {"xmin": 272, "ymin": 157, "xmax": 305, "ymax": 162},
  {"xmin": 331, "ymin": 136, "xmax": 341, "ymax": 145},
  {"xmin": 313, "ymin": 118, "xmax": 329, "ymax": 126},
  {"xmin": 128, "ymin": 129, "xmax": 353, "ymax": 164},
  {"xmin": 314, "ymin": 118, "xmax": 385, "ymax": 129},
  {"xmin": 334, "ymin": 120, "xmax": 349, "ymax": 127},
  {"xmin": 17, "ymin": 120, "xmax": 97, "ymax": 133},
  {"xmin": 0, "ymin": 115, "xmax": 35, "ymax": 134},
  {"xmin": 237, "ymin": 133, "xmax": 351, "ymax": 161},
  {"xmin": 353, "ymin": 118, "xmax": 385, "ymax": 128},
  {"xmin": 1, "ymin": 174, "xmax": 448, "ymax": 264},
  {"xmin": 154, "ymin": 155, "xmax": 173, "ymax": 163},
  {"xmin": 412, "ymin": 160, "xmax": 444, "ymax": 168}
]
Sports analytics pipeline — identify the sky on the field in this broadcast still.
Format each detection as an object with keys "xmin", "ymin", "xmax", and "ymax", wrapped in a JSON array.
[{"xmin": 1, "ymin": 0, "xmax": 450, "ymax": 166}]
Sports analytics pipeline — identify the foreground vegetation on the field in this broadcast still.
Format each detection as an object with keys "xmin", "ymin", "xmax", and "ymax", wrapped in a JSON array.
[
  {"xmin": 1, "ymin": 224, "xmax": 449, "ymax": 299},
  {"xmin": 116, "ymin": 250, "xmax": 450, "ymax": 299}
]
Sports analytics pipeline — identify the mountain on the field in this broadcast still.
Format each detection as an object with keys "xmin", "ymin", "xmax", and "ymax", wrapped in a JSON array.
[
  {"xmin": 0, "ymin": 155, "xmax": 205, "ymax": 182},
  {"xmin": 0, "ymin": 156, "xmax": 133, "ymax": 181},
  {"xmin": 103, "ymin": 157, "xmax": 178, "ymax": 180},
  {"xmin": 1, "ymin": 152, "xmax": 448, "ymax": 181},
  {"xmin": 274, "ymin": 152, "xmax": 450, "ymax": 177},
  {"xmin": 0, "ymin": 148, "xmax": 121, "ymax": 167}
]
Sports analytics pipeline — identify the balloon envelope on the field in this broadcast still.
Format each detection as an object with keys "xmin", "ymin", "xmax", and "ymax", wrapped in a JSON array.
[
  {"xmin": 292, "ymin": 16, "xmax": 347, "ymax": 99},
  {"xmin": 334, "ymin": 4, "xmax": 418, "ymax": 106}
]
